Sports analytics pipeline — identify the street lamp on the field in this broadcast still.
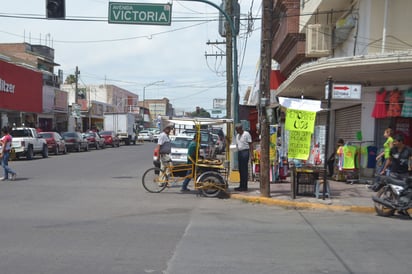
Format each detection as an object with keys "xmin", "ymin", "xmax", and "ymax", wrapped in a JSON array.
[{"xmin": 143, "ymin": 80, "xmax": 164, "ymax": 105}]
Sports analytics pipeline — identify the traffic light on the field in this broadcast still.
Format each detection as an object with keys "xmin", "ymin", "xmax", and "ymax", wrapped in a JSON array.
[
  {"xmin": 218, "ymin": 0, "xmax": 240, "ymax": 37},
  {"xmin": 46, "ymin": 0, "xmax": 65, "ymax": 19}
]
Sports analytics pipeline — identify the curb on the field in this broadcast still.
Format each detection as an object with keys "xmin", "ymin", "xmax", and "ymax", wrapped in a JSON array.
[{"xmin": 230, "ymin": 194, "xmax": 376, "ymax": 214}]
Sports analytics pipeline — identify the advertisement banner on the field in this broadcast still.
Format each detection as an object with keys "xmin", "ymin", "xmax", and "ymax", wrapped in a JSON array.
[
  {"xmin": 287, "ymin": 131, "xmax": 312, "ymax": 160},
  {"xmin": 285, "ymin": 109, "xmax": 316, "ymax": 133},
  {"xmin": 0, "ymin": 60, "xmax": 42, "ymax": 113}
]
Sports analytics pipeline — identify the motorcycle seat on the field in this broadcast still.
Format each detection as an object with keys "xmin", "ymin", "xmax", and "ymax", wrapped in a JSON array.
[{"xmin": 384, "ymin": 175, "xmax": 409, "ymax": 188}]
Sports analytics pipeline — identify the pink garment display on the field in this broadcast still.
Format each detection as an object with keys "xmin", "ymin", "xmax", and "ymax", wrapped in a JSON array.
[{"xmin": 371, "ymin": 89, "xmax": 388, "ymax": 118}]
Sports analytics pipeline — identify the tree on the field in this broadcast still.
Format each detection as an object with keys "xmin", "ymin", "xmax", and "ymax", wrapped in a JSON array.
[
  {"xmin": 65, "ymin": 74, "xmax": 76, "ymax": 84},
  {"xmin": 188, "ymin": 107, "xmax": 211, "ymax": 118}
]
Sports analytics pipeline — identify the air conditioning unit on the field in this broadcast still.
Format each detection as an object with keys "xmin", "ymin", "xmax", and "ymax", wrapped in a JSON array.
[{"xmin": 306, "ymin": 24, "xmax": 332, "ymax": 57}]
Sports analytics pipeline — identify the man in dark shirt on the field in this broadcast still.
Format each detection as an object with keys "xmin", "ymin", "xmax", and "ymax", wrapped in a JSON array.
[
  {"xmin": 369, "ymin": 134, "xmax": 411, "ymax": 191},
  {"xmin": 382, "ymin": 134, "xmax": 411, "ymax": 178}
]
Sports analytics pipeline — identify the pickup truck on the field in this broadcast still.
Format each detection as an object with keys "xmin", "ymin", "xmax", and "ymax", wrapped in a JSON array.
[{"xmin": 10, "ymin": 127, "xmax": 48, "ymax": 160}]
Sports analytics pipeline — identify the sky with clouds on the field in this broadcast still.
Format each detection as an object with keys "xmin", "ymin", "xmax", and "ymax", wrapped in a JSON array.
[{"xmin": 0, "ymin": 0, "xmax": 262, "ymax": 112}]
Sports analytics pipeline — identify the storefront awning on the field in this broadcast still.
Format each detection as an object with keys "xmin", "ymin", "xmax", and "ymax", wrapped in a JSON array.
[
  {"xmin": 274, "ymin": 52, "xmax": 412, "ymax": 100},
  {"xmin": 278, "ymin": 97, "xmax": 322, "ymax": 112}
]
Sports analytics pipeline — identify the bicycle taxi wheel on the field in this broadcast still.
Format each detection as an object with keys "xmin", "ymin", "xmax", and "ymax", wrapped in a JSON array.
[
  {"xmin": 196, "ymin": 171, "xmax": 227, "ymax": 198},
  {"xmin": 142, "ymin": 167, "xmax": 169, "ymax": 193}
]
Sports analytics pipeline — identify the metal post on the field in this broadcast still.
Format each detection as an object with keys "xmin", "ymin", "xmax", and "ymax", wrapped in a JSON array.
[
  {"xmin": 75, "ymin": 66, "xmax": 79, "ymax": 104},
  {"xmin": 180, "ymin": 0, "xmax": 239, "ymax": 177},
  {"xmin": 180, "ymin": 0, "xmax": 238, "ymax": 124},
  {"xmin": 323, "ymin": 77, "xmax": 333, "ymax": 200},
  {"xmin": 259, "ymin": 0, "xmax": 273, "ymax": 197},
  {"xmin": 143, "ymin": 80, "xmax": 164, "ymax": 109}
]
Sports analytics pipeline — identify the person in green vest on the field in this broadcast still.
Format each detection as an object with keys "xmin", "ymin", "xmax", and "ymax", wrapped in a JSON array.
[
  {"xmin": 181, "ymin": 133, "xmax": 200, "ymax": 192},
  {"xmin": 376, "ymin": 127, "xmax": 394, "ymax": 176}
]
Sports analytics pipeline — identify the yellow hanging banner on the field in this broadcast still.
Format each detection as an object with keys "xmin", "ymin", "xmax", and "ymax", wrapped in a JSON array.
[
  {"xmin": 285, "ymin": 109, "xmax": 316, "ymax": 133},
  {"xmin": 288, "ymin": 131, "xmax": 312, "ymax": 160}
]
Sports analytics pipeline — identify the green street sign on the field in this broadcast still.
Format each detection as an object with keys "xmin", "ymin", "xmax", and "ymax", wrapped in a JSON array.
[{"xmin": 108, "ymin": 2, "xmax": 172, "ymax": 26}]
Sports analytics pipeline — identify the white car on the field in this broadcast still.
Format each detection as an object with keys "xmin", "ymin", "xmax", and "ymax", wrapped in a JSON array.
[
  {"xmin": 137, "ymin": 130, "xmax": 153, "ymax": 142},
  {"xmin": 151, "ymin": 129, "xmax": 161, "ymax": 142},
  {"xmin": 170, "ymin": 135, "xmax": 193, "ymax": 164},
  {"xmin": 170, "ymin": 135, "xmax": 206, "ymax": 165}
]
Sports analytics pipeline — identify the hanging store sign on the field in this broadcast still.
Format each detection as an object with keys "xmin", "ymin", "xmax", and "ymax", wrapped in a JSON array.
[
  {"xmin": 325, "ymin": 83, "xmax": 362, "ymax": 100},
  {"xmin": 285, "ymin": 109, "xmax": 317, "ymax": 160},
  {"xmin": 288, "ymin": 131, "xmax": 312, "ymax": 160},
  {"xmin": 285, "ymin": 109, "xmax": 316, "ymax": 133}
]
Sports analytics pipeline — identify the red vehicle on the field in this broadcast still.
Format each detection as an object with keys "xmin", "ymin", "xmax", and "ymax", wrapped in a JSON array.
[
  {"xmin": 99, "ymin": 130, "xmax": 121, "ymax": 148},
  {"xmin": 62, "ymin": 132, "xmax": 89, "ymax": 152},
  {"xmin": 38, "ymin": 132, "xmax": 67, "ymax": 155},
  {"xmin": 83, "ymin": 132, "xmax": 105, "ymax": 150}
]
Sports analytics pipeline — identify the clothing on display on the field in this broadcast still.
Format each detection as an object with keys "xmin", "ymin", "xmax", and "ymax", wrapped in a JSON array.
[
  {"xmin": 371, "ymin": 89, "xmax": 388, "ymax": 118},
  {"xmin": 366, "ymin": 145, "xmax": 378, "ymax": 169},
  {"xmin": 401, "ymin": 88, "xmax": 412, "ymax": 117},
  {"xmin": 341, "ymin": 145, "xmax": 358, "ymax": 169},
  {"xmin": 387, "ymin": 89, "xmax": 402, "ymax": 117}
]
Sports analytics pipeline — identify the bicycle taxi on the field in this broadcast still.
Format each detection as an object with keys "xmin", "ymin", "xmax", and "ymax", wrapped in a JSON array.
[{"xmin": 142, "ymin": 118, "xmax": 233, "ymax": 198}]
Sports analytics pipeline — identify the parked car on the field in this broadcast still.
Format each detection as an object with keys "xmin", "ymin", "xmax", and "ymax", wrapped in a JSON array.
[
  {"xmin": 138, "ymin": 130, "xmax": 154, "ymax": 142},
  {"xmin": 181, "ymin": 129, "xmax": 216, "ymax": 158},
  {"xmin": 151, "ymin": 129, "xmax": 161, "ymax": 142},
  {"xmin": 38, "ymin": 131, "xmax": 67, "ymax": 155},
  {"xmin": 211, "ymin": 133, "xmax": 222, "ymax": 154},
  {"xmin": 62, "ymin": 132, "xmax": 89, "ymax": 152},
  {"xmin": 10, "ymin": 127, "xmax": 48, "ymax": 160},
  {"xmin": 83, "ymin": 132, "xmax": 105, "ymax": 149},
  {"xmin": 211, "ymin": 127, "xmax": 225, "ymax": 153},
  {"xmin": 170, "ymin": 135, "xmax": 194, "ymax": 165},
  {"xmin": 99, "ymin": 130, "xmax": 120, "ymax": 147}
]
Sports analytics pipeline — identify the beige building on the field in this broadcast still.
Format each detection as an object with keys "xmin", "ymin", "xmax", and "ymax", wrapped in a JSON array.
[
  {"xmin": 140, "ymin": 98, "xmax": 173, "ymax": 127},
  {"xmin": 61, "ymin": 84, "xmax": 139, "ymax": 131}
]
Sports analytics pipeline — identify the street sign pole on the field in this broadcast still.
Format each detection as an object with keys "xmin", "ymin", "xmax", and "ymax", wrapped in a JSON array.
[
  {"xmin": 179, "ymin": 0, "xmax": 240, "ymax": 180},
  {"xmin": 180, "ymin": 0, "xmax": 238, "ymax": 125}
]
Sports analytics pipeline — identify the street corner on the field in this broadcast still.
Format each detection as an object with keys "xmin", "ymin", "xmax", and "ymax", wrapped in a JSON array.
[{"xmin": 229, "ymin": 193, "xmax": 376, "ymax": 214}]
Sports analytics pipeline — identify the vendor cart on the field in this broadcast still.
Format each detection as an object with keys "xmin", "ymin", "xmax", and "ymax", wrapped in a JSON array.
[{"xmin": 142, "ymin": 117, "xmax": 233, "ymax": 198}]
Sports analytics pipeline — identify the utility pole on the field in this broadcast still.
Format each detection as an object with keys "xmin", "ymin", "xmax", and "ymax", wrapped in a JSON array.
[
  {"xmin": 75, "ymin": 66, "xmax": 80, "ymax": 104},
  {"xmin": 225, "ymin": 0, "xmax": 233, "ymax": 120},
  {"xmin": 323, "ymin": 77, "xmax": 333, "ymax": 200},
  {"xmin": 259, "ymin": 0, "xmax": 273, "ymax": 197}
]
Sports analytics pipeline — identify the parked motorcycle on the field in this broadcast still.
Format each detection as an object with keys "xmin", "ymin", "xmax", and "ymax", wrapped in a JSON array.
[{"xmin": 372, "ymin": 175, "xmax": 412, "ymax": 217}]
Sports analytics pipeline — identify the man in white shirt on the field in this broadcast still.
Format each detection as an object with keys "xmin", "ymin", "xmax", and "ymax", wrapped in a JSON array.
[
  {"xmin": 156, "ymin": 124, "xmax": 174, "ymax": 173},
  {"xmin": 234, "ymin": 123, "xmax": 254, "ymax": 191}
]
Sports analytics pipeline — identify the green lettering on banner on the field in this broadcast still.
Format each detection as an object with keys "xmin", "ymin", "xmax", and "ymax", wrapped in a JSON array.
[
  {"xmin": 288, "ymin": 130, "xmax": 312, "ymax": 160},
  {"xmin": 285, "ymin": 109, "xmax": 316, "ymax": 133}
]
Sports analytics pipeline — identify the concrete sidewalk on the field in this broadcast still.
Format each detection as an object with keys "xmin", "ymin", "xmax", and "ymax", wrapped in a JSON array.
[{"xmin": 229, "ymin": 179, "xmax": 377, "ymax": 214}]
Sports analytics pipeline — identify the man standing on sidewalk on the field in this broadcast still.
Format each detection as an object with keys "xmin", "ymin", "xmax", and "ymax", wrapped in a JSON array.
[
  {"xmin": 0, "ymin": 127, "xmax": 17, "ymax": 181},
  {"xmin": 234, "ymin": 123, "xmax": 254, "ymax": 192}
]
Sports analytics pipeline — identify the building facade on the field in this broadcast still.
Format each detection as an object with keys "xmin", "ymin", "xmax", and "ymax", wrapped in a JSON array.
[
  {"xmin": 60, "ymin": 84, "xmax": 140, "ymax": 132},
  {"xmin": 267, "ymin": 0, "xmax": 412, "ymax": 162},
  {"xmin": 0, "ymin": 43, "xmax": 68, "ymax": 132}
]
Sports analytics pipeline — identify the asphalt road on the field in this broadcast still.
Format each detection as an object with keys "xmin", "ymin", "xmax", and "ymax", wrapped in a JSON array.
[{"xmin": 0, "ymin": 142, "xmax": 411, "ymax": 274}]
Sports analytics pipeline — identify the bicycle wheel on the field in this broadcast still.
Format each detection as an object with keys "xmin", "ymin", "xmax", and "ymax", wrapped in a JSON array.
[
  {"xmin": 197, "ymin": 171, "xmax": 227, "ymax": 198},
  {"xmin": 142, "ymin": 167, "xmax": 169, "ymax": 193}
]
